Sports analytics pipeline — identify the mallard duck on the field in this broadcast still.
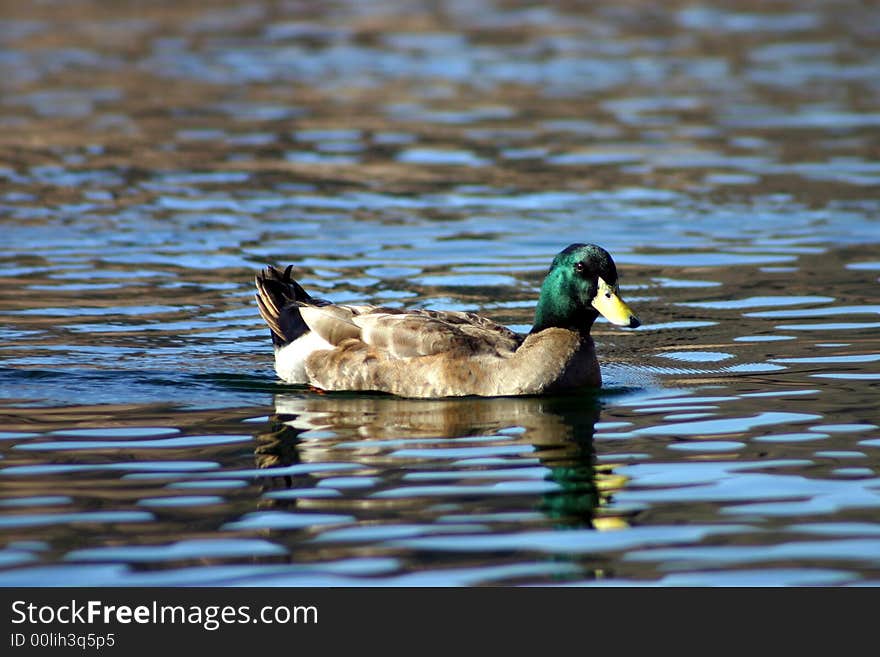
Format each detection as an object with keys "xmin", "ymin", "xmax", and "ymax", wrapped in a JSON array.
[{"xmin": 255, "ymin": 243, "xmax": 640, "ymax": 398}]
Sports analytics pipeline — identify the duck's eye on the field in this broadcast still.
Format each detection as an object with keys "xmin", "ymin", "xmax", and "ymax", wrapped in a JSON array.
[{"xmin": 574, "ymin": 262, "xmax": 585, "ymax": 273}]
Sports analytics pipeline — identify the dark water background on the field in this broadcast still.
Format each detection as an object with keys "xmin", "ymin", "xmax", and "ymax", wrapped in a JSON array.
[{"xmin": 1, "ymin": 0, "xmax": 879, "ymax": 586}]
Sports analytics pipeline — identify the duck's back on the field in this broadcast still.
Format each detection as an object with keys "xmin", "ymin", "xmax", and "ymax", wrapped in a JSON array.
[
  {"xmin": 303, "ymin": 324, "xmax": 598, "ymax": 397},
  {"xmin": 258, "ymin": 265, "xmax": 566, "ymax": 396}
]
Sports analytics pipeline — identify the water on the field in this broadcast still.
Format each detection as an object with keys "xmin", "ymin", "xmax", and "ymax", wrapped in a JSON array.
[{"xmin": 1, "ymin": 0, "xmax": 879, "ymax": 586}]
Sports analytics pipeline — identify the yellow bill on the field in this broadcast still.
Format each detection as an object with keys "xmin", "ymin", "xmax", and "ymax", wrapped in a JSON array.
[{"xmin": 591, "ymin": 277, "xmax": 640, "ymax": 328}]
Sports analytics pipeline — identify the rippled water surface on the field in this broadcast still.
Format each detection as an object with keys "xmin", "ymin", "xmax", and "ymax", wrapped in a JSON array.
[{"xmin": 1, "ymin": 0, "xmax": 879, "ymax": 586}]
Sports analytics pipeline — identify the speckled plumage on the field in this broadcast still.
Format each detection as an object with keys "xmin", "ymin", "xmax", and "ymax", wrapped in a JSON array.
[{"xmin": 255, "ymin": 244, "xmax": 639, "ymax": 398}]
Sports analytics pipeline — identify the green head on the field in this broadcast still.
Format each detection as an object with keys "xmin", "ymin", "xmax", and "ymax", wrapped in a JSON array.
[{"xmin": 531, "ymin": 243, "xmax": 640, "ymax": 334}]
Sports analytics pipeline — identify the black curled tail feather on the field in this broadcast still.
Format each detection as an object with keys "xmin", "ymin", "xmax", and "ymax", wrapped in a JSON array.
[{"xmin": 255, "ymin": 265, "xmax": 315, "ymax": 348}]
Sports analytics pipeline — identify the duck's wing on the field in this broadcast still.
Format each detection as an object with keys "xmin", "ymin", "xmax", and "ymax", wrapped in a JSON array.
[
  {"xmin": 300, "ymin": 306, "xmax": 522, "ymax": 358},
  {"xmin": 300, "ymin": 306, "xmax": 527, "ymax": 395}
]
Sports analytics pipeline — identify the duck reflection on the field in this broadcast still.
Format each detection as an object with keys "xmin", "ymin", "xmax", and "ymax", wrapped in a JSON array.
[{"xmin": 253, "ymin": 392, "xmax": 629, "ymax": 530}]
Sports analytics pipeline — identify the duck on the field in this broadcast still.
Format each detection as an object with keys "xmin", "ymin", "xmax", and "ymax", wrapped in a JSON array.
[{"xmin": 255, "ymin": 243, "xmax": 640, "ymax": 398}]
